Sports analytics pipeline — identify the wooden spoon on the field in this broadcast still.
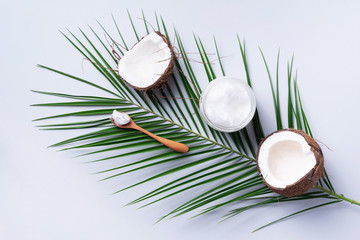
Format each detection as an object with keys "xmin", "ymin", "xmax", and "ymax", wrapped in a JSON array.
[{"xmin": 111, "ymin": 111, "xmax": 189, "ymax": 153}]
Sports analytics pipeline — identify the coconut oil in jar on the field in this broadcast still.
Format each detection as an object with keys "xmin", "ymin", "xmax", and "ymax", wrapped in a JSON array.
[{"xmin": 200, "ymin": 77, "xmax": 256, "ymax": 132}]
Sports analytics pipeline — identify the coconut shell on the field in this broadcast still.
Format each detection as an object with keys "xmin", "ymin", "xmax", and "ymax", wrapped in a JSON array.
[
  {"xmin": 256, "ymin": 128, "xmax": 324, "ymax": 197},
  {"xmin": 118, "ymin": 31, "xmax": 175, "ymax": 92}
]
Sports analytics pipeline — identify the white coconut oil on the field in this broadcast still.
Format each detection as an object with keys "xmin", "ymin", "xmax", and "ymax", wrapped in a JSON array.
[
  {"xmin": 111, "ymin": 110, "xmax": 131, "ymax": 126},
  {"xmin": 200, "ymin": 77, "xmax": 256, "ymax": 132}
]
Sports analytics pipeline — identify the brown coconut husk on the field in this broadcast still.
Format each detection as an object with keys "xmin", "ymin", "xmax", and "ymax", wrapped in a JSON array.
[
  {"xmin": 256, "ymin": 128, "xmax": 324, "ymax": 198},
  {"xmin": 118, "ymin": 31, "xmax": 175, "ymax": 92}
]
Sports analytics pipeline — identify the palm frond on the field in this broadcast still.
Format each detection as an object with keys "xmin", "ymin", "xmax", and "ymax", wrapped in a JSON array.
[
  {"xmin": 33, "ymin": 10, "xmax": 359, "ymax": 231},
  {"xmin": 252, "ymin": 200, "xmax": 341, "ymax": 232}
]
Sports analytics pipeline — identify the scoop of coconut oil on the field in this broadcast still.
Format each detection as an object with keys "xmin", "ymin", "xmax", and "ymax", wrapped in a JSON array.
[
  {"xmin": 111, "ymin": 110, "xmax": 131, "ymax": 125},
  {"xmin": 200, "ymin": 77, "xmax": 256, "ymax": 132}
]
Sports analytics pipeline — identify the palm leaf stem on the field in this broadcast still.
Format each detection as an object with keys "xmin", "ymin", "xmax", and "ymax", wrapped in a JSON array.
[{"xmin": 315, "ymin": 185, "xmax": 360, "ymax": 206}]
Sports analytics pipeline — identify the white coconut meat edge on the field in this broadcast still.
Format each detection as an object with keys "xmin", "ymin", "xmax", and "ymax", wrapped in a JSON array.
[
  {"xmin": 257, "ymin": 131, "xmax": 317, "ymax": 189},
  {"xmin": 118, "ymin": 32, "xmax": 172, "ymax": 88}
]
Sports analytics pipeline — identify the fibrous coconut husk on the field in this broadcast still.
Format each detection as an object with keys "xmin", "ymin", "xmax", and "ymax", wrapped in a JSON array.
[
  {"xmin": 256, "ymin": 128, "xmax": 324, "ymax": 197},
  {"xmin": 118, "ymin": 31, "xmax": 175, "ymax": 92}
]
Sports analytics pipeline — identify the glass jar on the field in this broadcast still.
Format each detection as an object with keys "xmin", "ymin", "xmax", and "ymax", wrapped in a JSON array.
[{"xmin": 199, "ymin": 76, "xmax": 256, "ymax": 132}]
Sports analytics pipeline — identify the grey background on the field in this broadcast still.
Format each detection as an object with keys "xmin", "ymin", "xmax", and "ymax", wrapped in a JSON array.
[{"xmin": 1, "ymin": 0, "xmax": 360, "ymax": 239}]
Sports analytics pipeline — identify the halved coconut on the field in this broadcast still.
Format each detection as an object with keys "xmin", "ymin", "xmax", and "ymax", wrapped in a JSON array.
[
  {"xmin": 256, "ymin": 129, "xmax": 324, "ymax": 197},
  {"xmin": 117, "ymin": 31, "xmax": 175, "ymax": 91}
]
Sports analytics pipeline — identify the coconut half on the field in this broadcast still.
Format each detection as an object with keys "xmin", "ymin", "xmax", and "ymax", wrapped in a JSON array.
[
  {"xmin": 256, "ymin": 129, "xmax": 324, "ymax": 197},
  {"xmin": 118, "ymin": 31, "xmax": 175, "ymax": 91}
]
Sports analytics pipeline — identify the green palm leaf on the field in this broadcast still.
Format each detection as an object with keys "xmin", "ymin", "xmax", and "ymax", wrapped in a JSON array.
[{"xmin": 33, "ymin": 10, "xmax": 360, "ymax": 231}]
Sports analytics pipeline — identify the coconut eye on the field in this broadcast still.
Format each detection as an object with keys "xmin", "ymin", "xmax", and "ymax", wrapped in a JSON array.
[
  {"xmin": 257, "ymin": 129, "xmax": 324, "ymax": 197},
  {"xmin": 117, "ymin": 32, "xmax": 174, "ymax": 91}
]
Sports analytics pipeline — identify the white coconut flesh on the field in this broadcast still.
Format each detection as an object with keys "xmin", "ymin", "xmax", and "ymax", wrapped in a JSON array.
[
  {"xmin": 257, "ymin": 131, "xmax": 317, "ymax": 189},
  {"xmin": 118, "ymin": 32, "xmax": 172, "ymax": 88}
]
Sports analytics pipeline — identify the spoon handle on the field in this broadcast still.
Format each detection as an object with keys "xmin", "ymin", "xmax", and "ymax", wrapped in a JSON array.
[{"xmin": 134, "ymin": 125, "xmax": 189, "ymax": 153}]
